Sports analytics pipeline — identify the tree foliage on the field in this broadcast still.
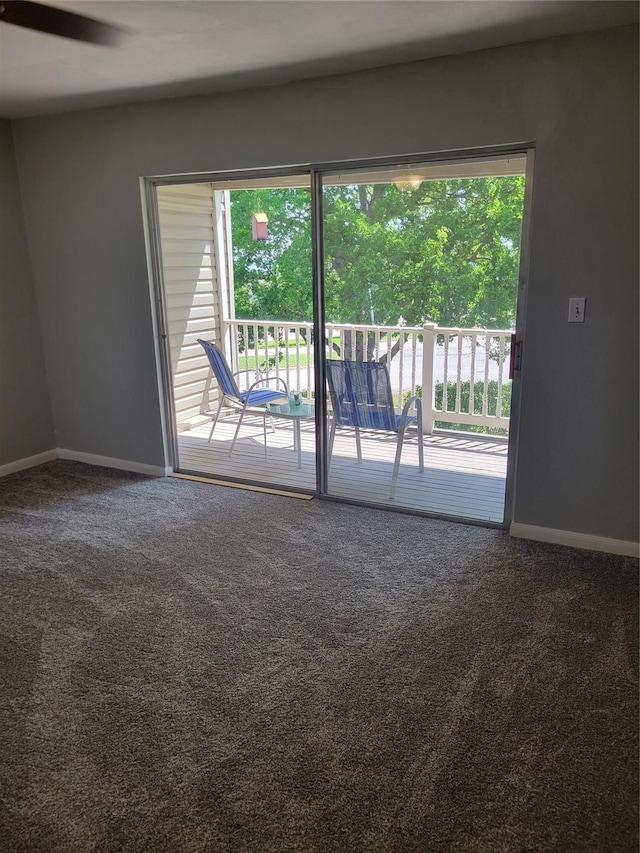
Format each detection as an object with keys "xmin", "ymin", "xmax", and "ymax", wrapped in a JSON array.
[
  {"xmin": 230, "ymin": 188, "xmax": 313, "ymax": 321},
  {"xmin": 230, "ymin": 176, "xmax": 525, "ymax": 330}
]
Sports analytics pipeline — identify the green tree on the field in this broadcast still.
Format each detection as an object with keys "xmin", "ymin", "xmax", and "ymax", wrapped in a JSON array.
[
  {"xmin": 229, "ymin": 177, "xmax": 525, "ymax": 356},
  {"xmin": 230, "ymin": 188, "xmax": 312, "ymax": 321},
  {"xmin": 322, "ymin": 177, "xmax": 524, "ymax": 329}
]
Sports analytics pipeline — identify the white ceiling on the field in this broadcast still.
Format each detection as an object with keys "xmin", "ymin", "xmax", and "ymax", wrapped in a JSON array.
[{"xmin": 1, "ymin": 0, "xmax": 637, "ymax": 119}]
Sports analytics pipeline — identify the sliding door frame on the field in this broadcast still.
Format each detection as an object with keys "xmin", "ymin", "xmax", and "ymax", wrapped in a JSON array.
[
  {"xmin": 142, "ymin": 141, "xmax": 534, "ymax": 525},
  {"xmin": 141, "ymin": 165, "xmax": 315, "ymax": 487},
  {"xmin": 311, "ymin": 168, "xmax": 329, "ymax": 496},
  {"xmin": 502, "ymin": 147, "xmax": 535, "ymax": 528}
]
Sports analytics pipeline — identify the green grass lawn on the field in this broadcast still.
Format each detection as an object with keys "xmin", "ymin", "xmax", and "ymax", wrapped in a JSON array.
[
  {"xmin": 237, "ymin": 350, "xmax": 313, "ymax": 371},
  {"xmin": 235, "ymin": 335, "xmax": 342, "ymax": 372}
]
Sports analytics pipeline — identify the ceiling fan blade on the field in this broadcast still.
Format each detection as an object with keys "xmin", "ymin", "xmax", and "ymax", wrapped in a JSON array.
[{"xmin": 0, "ymin": 1, "xmax": 124, "ymax": 46}]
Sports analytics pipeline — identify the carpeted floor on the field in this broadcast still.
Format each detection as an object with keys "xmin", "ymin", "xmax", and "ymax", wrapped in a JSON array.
[{"xmin": 0, "ymin": 461, "xmax": 637, "ymax": 852}]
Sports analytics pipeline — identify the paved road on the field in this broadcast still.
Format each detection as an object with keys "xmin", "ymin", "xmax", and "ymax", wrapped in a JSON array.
[{"xmin": 382, "ymin": 340, "xmax": 510, "ymax": 392}]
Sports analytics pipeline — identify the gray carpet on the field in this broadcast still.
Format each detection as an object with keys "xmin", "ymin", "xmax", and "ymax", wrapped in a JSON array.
[{"xmin": 0, "ymin": 461, "xmax": 637, "ymax": 852}]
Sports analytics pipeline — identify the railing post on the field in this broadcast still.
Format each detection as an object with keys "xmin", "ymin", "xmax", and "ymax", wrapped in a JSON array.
[
  {"xmin": 222, "ymin": 319, "xmax": 236, "ymax": 374},
  {"xmin": 421, "ymin": 322, "xmax": 437, "ymax": 434}
]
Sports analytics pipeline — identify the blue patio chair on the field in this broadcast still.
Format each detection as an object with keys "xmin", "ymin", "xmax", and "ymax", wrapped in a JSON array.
[
  {"xmin": 326, "ymin": 359, "xmax": 424, "ymax": 500},
  {"xmin": 197, "ymin": 339, "xmax": 288, "ymax": 453}
]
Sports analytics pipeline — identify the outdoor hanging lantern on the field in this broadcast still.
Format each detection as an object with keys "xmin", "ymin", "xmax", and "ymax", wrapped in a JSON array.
[{"xmin": 251, "ymin": 212, "xmax": 269, "ymax": 240}]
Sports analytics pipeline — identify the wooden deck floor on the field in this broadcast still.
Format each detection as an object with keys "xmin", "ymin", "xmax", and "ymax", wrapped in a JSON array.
[{"xmin": 177, "ymin": 415, "xmax": 508, "ymax": 523}]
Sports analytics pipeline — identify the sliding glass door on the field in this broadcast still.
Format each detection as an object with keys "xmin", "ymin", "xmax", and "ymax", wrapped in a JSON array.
[
  {"xmin": 319, "ymin": 157, "xmax": 526, "ymax": 520},
  {"xmin": 155, "ymin": 173, "xmax": 317, "ymax": 492},
  {"xmin": 150, "ymin": 151, "xmax": 528, "ymax": 523}
]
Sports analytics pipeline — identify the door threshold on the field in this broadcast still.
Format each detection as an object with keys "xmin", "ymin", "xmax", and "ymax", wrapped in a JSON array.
[{"xmin": 170, "ymin": 472, "xmax": 313, "ymax": 500}]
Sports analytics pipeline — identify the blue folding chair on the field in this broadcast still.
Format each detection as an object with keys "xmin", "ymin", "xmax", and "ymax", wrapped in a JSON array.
[
  {"xmin": 326, "ymin": 359, "xmax": 424, "ymax": 500},
  {"xmin": 197, "ymin": 339, "xmax": 288, "ymax": 453}
]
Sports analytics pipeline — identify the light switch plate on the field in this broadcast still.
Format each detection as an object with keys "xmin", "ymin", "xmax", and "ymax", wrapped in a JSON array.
[{"xmin": 568, "ymin": 297, "xmax": 586, "ymax": 323}]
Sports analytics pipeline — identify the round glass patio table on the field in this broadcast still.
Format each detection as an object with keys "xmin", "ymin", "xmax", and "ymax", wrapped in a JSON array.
[{"xmin": 265, "ymin": 402, "xmax": 314, "ymax": 468}]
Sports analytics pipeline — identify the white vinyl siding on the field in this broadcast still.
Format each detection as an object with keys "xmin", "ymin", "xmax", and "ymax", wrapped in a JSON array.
[{"xmin": 157, "ymin": 183, "xmax": 222, "ymax": 431}]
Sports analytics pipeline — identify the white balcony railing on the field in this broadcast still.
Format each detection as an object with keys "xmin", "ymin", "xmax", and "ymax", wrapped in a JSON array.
[{"xmin": 223, "ymin": 319, "xmax": 513, "ymax": 433}]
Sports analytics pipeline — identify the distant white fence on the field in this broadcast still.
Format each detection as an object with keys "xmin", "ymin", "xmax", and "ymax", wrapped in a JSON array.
[{"xmin": 223, "ymin": 319, "xmax": 513, "ymax": 432}]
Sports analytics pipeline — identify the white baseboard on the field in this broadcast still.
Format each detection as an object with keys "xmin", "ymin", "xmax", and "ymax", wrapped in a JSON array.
[
  {"xmin": 510, "ymin": 522, "xmax": 639, "ymax": 558},
  {"xmin": 0, "ymin": 449, "xmax": 171, "ymax": 479},
  {"xmin": 0, "ymin": 449, "xmax": 58, "ymax": 478},
  {"xmin": 57, "ymin": 449, "xmax": 170, "ymax": 477}
]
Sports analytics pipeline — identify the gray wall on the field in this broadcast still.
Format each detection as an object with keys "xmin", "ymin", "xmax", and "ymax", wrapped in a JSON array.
[
  {"xmin": 0, "ymin": 120, "xmax": 54, "ymax": 465},
  {"xmin": 11, "ymin": 26, "xmax": 639, "ymax": 542}
]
